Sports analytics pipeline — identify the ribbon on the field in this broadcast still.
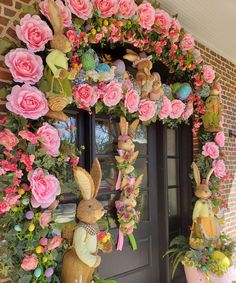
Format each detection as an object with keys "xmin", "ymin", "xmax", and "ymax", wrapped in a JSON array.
[
  {"xmin": 117, "ymin": 229, "xmax": 124, "ymax": 251},
  {"xmin": 128, "ymin": 233, "xmax": 137, "ymax": 251},
  {"xmin": 115, "ymin": 170, "xmax": 122, "ymax": 190}
]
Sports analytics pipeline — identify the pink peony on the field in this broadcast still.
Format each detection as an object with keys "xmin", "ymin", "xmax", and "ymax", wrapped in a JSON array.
[
  {"xmin": 66, "ymin": 0, "xmax": 93, "ymax": 20},
  {"xmin": 39, "ymin": 0, "xmax": 72, "ymax": 27},
  {"xmin": 124, "ymin": 89, "xmax": 140, "ymax": 113},
  {"xmin": 0, "ymin": 201, "xmax": 10, "ymax": 215},
  {"xmin": 179, "ymin": 34, "xmax": 195, "ymax": 51},
  {"xmin": 169, "ymin": 18, "xmax": 181, "ymax": 42},
  {"xmin": 19, "ymin": 130, "xmax": 39, "ymax": 144},
  {"xmin": 202, "ymin": 142, "xmax": 219, "ymax": 159},
  {"xmin": 73, "ymin": 84, "xmax": 99, "ymax": 109},
  {"xmin": 93, "ymin": 0, "xmax": 118, "ymax": 18},
  {"xmin": 6, "ymin": 84, "xmax": 49, "ymax": 120},
  {"xmin": 103, "ymin": 81, "xmax": 122, "ymax": 106},
  {"xmin": 0, "ymin": 129, "xmax": 19, "ymax": 151},
  {"xmin": 159, "ymin": 96, "xmax": 172, "ymax": 119},
  {"xmin": 202, "ymin": 65, "xmax": 215, "ymax": 84},
  {"xmin": 21, "ymin": 254, "xmax": 38, "ymax": 271},
  {"xmin": 5, "ymin": 48, "xmax": 43, "ymax": 84},
  {"xmin": 37, "ymin": 123, "xmax": 61, "ymax": 157},
  {"xmin": 138, "ymin": 99, "xmax": 156, "ymax": 121},
  {"xmin": 39, "ymin": 210, "xmax": 52, "ymax": 228},
  {"xmin": 117, "ymin": 0, "xmax": 137, "ymax": 19},
  {"xmin": 213, "ymin": 159, "xmax": 226, "ymax": 178},
  {"xmin": 154, "ymin": 9, "xmax": 171, "ymax": 34},
  {"xmin": 182, "ymin": 101, "xmax": 193, "ymax": 120},
  {"xmin": 16, "ymin": 14, "xmax": 53, "ymax": 52},
  {"xmin": 29, "ymin": 168, "xmax": 61, "ymax": 209},
  {"xmin": 215, "ymin": 131, "xmax": 225, "ymax": 147},
  {"xmin": 47, "ymin": 236, "xmax": 63, "ymax": 251},
  {"xmin": 170, "ymin": 99, "xmax": 185, "ymax": 119},
  {"xmin": 137, "ymin": 1, "xmax": 155, "ymax": 30}
]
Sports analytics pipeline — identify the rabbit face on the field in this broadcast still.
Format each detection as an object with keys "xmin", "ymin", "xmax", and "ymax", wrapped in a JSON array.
[
  {"xmin": 118, "ymin": 139, "xmax": 135, "ymax": 152},
  {"xmin": 77, "ymin": 199, "xmax": 105, "ymax": 224},
  {"xmin": 195, "ymin": 184, "xmax": 212, "ymax": 199}
]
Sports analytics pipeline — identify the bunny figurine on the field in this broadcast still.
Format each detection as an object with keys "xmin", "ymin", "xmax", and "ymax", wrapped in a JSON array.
[{"xmin": 61, "ymin": 159, "xmax": 109, "ymax": 283}]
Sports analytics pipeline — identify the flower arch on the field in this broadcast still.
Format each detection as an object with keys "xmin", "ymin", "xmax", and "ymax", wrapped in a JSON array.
[{"xmin": 0, "ymin": 0, "xmax": 231, "ymax": 282}]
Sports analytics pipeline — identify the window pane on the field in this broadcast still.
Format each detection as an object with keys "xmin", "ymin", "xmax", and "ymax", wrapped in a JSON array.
[
  {"xmin": 137, "ymin": 191, "xmax": 149, "ymax": 221},
  {"xmin": 54, "ymin": 116, "xmax": 76, "ymax": 143},
  {"xmin": 135, "ymin": 158, "xmax": 148, "ymax": 188},
  {"xmin": 167, "ymin": 128, "xmax": 176, "ymax": 156},
  {"xmin": 168, "ymin": 188, "xmax": 178, "ymax": 216},
  {"xmin": 167, "ymin": 158, "xmax": 177, "ymax": 186},
  {"xmin": 134, "ymin": 125, "xmax": 147, "ymax": 155},
  {"xmin": 99, "ymin": 158, "xmax": 118, "ymax": 190}
]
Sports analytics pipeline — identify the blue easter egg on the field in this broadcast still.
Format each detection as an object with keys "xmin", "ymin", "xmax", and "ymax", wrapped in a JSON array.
[
  {"xmin": 132, "ymin": 15, "xmax": 138, "ymax": 21},
  {"xmin": 202, "ymin": 266, "xmax": 208, "ymax": 272},
  {"xmin": 14, "ymin": 225, "xmax": 21, "ymax": 232},
  {"xmin": 95, "ymin": 63, "xmax": 110, "ymax": 72},
  {"xmin": 22, "ymin": 198, "xmax": 29, "ymax": 205},
  {"xmin": 209, "ymin": 247, "xmax": 214, "ymax": 253},
  {"xmin": 34, "ymin": 267, "xmax": 42, "ymax": 278},
  {"xmin": 176, "ymin": 83, "xmax": 192, "ymax": 100}
]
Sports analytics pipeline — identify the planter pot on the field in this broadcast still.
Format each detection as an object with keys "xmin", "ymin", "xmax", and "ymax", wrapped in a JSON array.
[{"xmin": 184, "ymin": 266, "xmax": 234, "ymax": 283}]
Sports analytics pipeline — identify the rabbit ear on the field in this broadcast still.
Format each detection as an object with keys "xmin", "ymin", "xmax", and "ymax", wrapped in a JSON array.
[
  {"xmin": 128, "ymin": 119, "xmax": 139, "ymax": 138},
  {"xmin": 192, "ymin": 162, "xmax": 201, "ymax": 186},
  {"xmin": 90, "ymin": 159, "xmax": 102, "ymax": 198},
  {"xmin": 119, "ymin": 116, "xmax": 128, "ymax": 136},
  {"xmin": 123, "ymin": 50, "xmax": 139, "ymax": 62},
  {"xmin": 206, "ymin": 167, "xmax": 215, "ymax": 184},
  {"xmin": 73, "ymin": 167, "xmax": 95, "ymax": 200},
  {"xmin": 47, "ymin": 0, "xmax": 64, "ymax": 34}
]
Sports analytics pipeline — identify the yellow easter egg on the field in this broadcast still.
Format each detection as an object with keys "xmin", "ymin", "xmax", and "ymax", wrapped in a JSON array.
[
  {"xmin": 36, "ymin": 246, "xmax": 42, "ymax": 254},
  {"xmin": 28, "ymin": 224, "xmax": 35, "ymax": 232},
  {"xmin": 103, "ymin": 20, "xmax": 109, "ymax": 26},
  {"xmin": 91, "ymin": 28, "xmax": 97, "ymax": 35},
  {"xmin": 18, "ymin": 188, "xmax": 25, "ymax": 195}
]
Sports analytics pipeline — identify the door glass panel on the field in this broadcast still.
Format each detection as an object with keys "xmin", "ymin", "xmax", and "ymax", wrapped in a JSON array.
[
  {"xmin": 167, "ymin": 128, "xmax": 176, "ymax": 156},
  {"xmin": 99, "ymin": 158, "xmax": 117, "ymax": 191},
  {"xmin": 135, "ymin": 158, "xmax": 148, "ymax": 188},
  {"xmin": 54, "ymin": 116, "xmax": 76, "ymax": 143},
  {"xmin": 167, "ymin": 158, "xmax": 177, "ymax": 186},
  {"xmin": 168, "ymin": 188, "xmax": 178, "ymax": 216},
  {"xmin": 137, "ymin": 191, "xmax": 149, "ymax": 221},
  {"xmin": 134, "ymin": 125, "xmax": 147, "ymax": 155}
]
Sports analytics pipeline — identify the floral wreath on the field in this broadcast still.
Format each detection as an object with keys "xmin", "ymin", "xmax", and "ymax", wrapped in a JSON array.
[{"xmin": 0, "ymin": 0, "xmax": 230, "ymax": 282}]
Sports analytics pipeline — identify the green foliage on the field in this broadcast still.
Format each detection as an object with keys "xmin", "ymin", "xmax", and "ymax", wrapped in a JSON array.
[{"xmin": 0, "ymin": 37, "xmax": 16, "ymax": 55}]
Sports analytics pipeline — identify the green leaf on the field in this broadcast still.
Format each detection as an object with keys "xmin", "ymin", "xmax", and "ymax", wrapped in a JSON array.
[
  {"xmin": 0, "ymin": 37, "xmax": 16, "ymax": 55},
  {"xmin": 21, "ymin": 4, "xmax": 39, "ymax": 15},
  {"xmin": 0, "ymin": 87, "xmax": 10, "ymax": 99},
  {"xmin": 95, "ymin": 101, "xmax": 104, "ymax": 114},
  {"xmin": 17, "ymin": 275, "xmax": 32, "ymax": 283}
]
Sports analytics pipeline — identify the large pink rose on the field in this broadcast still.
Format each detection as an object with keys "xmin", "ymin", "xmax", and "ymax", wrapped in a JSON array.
[
  {"xmin": 40, "ymin": 0, "xmax": 72, "ymax": 27},
  {"xmin": 0, "ymin": 129, "xmax": 19, "ymax": 151},
  {"xmin": 154, "ymin": 9, "xmax": 171, "ymax": 34},
  {"xmin": 117, "ymin": 0, "xmax": 137, "ymax": 19},
  {"xmin": 213, "ymin": 159, "xmax": 226, "ymax": 178},
  {"xmin": 16, "ymin": 14, "xmax": 53, "ymax": 52},
  {"xmin": 124, "ymin": 89, "xmax": 140, "ymax": 113},
  {"xmin": 182, "ymin": 101, "xmax": 193, "ymax": 120},
  {"xmin": 93, "ymin": 0, "xmax": 118, "ymax": 18},
  {"xmin": 202, "ymin": 65, "xmax": 215, "ymax": 84},
  {"xmin": 159, "ymin": 96, "xmax": 172, "ymax": 119},
  {"xmin": 29, "ymin": 168, "xmax": 61, "ymax": 209},
  {"xmin": 19, "ymin": 130, "xmax": 39, "ymax": 144},
  {"xmin": 21, "ymin": 254, "xmax": 38, "ymax": 271},
  {"xmin": 103, "ymin": 81, "xmax": 122, "ymax": 106},
  {"xmin": 138, "ymin": 99, "xmax": 156, "ymax": 121},
  {"xmin": 5, "ymin": 48, "xmax": 43, "ymax": 84},
  {"xmin": 179, "ymin": 34, "xmax": 195, "ymax": 51},
  {"xmin": 169, "ymin": 18, "xmax": 181, "ymax": 42},
  {"xmin": 202, "ymin": 142, "xmax": 219, "ymax": 159},
  {"xmin": 37, "ymin": 123, "xmax": 60, "ymax": 157},
  {"xmin": 73, "ymin": 84, "xmax": 99, "ymax": 108},
  {"xmin": 137, "ymin": 1, "xmax": 155, "ymax": 30},
  {"xmin": 39, "ymin": 210, "xmax": 52, "ymax": 228},
  {"xmin": 6, "ymin": 84, "xmax": 49, "ymax": 120},
  {"xmin": 66, "ymin": 0, "xmax": 93, "ymax": 20},
  {"xmin": 215, "ymin": 131, "xmax": 225, "ymax": 148},
  {"xmin": 170, "ymin": 99, "xmax": 185, "ymax": 119},
  {"xmin": 47, "ymin": 236, "xmax": 63, "ymax": 251}
]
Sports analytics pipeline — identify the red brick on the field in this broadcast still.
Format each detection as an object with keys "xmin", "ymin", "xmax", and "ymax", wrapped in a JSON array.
[{"xmin": 0, "ymin": 16, "xmax": 10, "ymax": 26}]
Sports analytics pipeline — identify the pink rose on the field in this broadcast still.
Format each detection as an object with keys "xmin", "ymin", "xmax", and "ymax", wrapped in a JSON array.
[
  {"xmin": 154, "ymin": 9, "xmax": 171, "ymax": 34},
  {"xmin": 137, "ymin": 1, "xmax": 155, "ymax": 30},
  {"xmin": 0, "ymin": 129, "xmax": 19, "ymax": 151},
  {"xmin": 21, "ymin": 254, "xmax": 38, "ymax": 271},
  {"xmin": 215, "ymin": 131, "xmax": 225, "ymax": 147},
  {"xmin": 6, "ymin": 84, "xmax": 49, "ymax": 120},
  {"xmin": 182, "ymin": 101, "xmax": 193, "ymax": 120},
  {"xmin": 202, "ymin": 142, "xmax": 219, "ymax": 159},
  {"xmin": 202, "ymin": 65, "xmax": 215, "ymax": 84},
  {"xmin": 19, "ymin": 130, "xmax": 39, "ymax": 144},
  {"xmin": 103, "ymin": 81, "xmax": 122, "ymax": 106},
  {"xmin": 73, "ymin": 84, "xmax": 99, "ymax": 109},
  {"xmin": 138, "ymin": 99, "xmax": 156, "ymax": 121},
  {"xmin": 16, "ymin": 14, "xmax": 53, "ymax": 52},
  {"xmin": 213, "ymin": 159, "xmax": 226, "ymax": 178},
  {"xmin": 39, "ymin": 210, "xmax": 52, "ymax": 228},
  {"xmin": 0, "ymin": 201, "xmax": 10, "ymax": 215},
  {"xmin": 93, "ymin": 0, "xmax": 118, "ymax": 18},
  {"xmin": 5, "ymin": 48, "xmax": 43, "ymax": 84},
  {"xmin": 66, "ymin": 0, "xmax": 93, "ymax": 20},
  {"xmin": 169, "ymin": 18, "xmax": 181, "ymax": 42},
  {"xmin": 40, "ymin": 0, "xmax": 72, "ymax": 27},
  {"xmin": 37, "ymin": 123, "xmax": 60, "ymax": 157},
  {"xmin": 170, "ymin": 99, "xmax": 185, "ymax": 119},
  {"xmin": 47, "ymin": 236, "xmax": 63, "ymax": 251},
  {"xmin": 29, "ymin": 168, "xmax": 61, "ymax": 209},
  {"xmin": 179, "ymin": 34, "xmax": 195, "ymax": 51},
  {"xmin": 159, "ymin": 96, "xmax": 172, "ymax": 119},
  {"xmin": 117, "ymin": 0, "xmax": 137, "ymax": 19},
  {"xmin": 124, "ymin": 89, "xmax": 140, "ymax": 113},
  {"xmin": 66, "ymin": 29, "xmax": 79, "ymax": 43}
]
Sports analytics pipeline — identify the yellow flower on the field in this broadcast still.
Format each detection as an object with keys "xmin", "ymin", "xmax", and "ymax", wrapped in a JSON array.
[
  {"xmin": 36, "ymin": 246, "xmax": 42, "ymax": 254},
  {"xmin": 28, "ymin": 224, "xmax": 35, "ymax": 232},
  {"xmin": 103, "ymin": 20, "xmax": 109, "ymax": 26},
  {"xmin": 18, "ymin": 188, "xmax": 25, "ymax": 195}
]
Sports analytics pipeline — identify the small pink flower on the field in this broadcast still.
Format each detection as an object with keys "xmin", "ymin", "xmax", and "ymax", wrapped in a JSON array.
[
  {"xmin": 39, "ymin": 210, "xmax": 52, "ymax": 228},
  {"xmin": 40, "ymin": 0, "xmax": 72, "ymax": 27},
  {"xmin": 73, "ymin": 84, "xmax": 99, "ymax": 109},
  {"xmin": 124, "ymin": 89, "xmax": 140, "ymax": 113},
  {"xmin": 66, "ymin": 29, "xmax": 79, "ymax": 43},
  {"xmin": 213, "ymin": 159, "xmax": 226, "ymax": 178},
  {"xmin": 0, "ymin": 129, "xmax": 19, "ymax": 151},
  {"xmin": 93, "ymin": 0, "xmax": 118, "ymax": 18},
  {"xmin": 182, "ymin": 101, "xmax": 193, "ymax": 120},
  {"xmin": 202, "ymin": 65, "xmax": 215, "ymax": 84},
  {"xmin": 0, "ymin": 168, "xmax": 6, "ymax": 175},
  {"xmin": 21, "ymin": 254, "xmax": 38, "ymax": 271},
  {"xmin": 37, "ymin": 123, "xmax": 61, "ymax": 157},
  {"xmin": 6, "ymin": 84, "xmax": 49, "ymax": 120},
  {"xmin": 48, "ymin": 200, "xmax": 59, "ymax": 210},
  {"xmin": 66, "ymin": 0, "xmax": 93, "ymax": 20},
  {"xmin": 16, "ymin": 14, "xmax": 53, "ymax": 52},
  {"xmin": 117, "ymin": 0, "xmax": 137, "ymax": 19},
  {"xmin": 103, "ymin": 81, "xmax": 123, "ymax": 106},
  {"xmin": 154, "ymin": 9, "xmax": 171, "ymax": 34},
  {"xmin": 137, "ymin": 1, "xmax": 155, "ymax": 30},
  {"xmin": 40, "ymin": 237, "xmax": 48, "ymax": 246},
  {"xmin": 170, "ymin": 99, "xmax": 185, "ymax": 119},
  {"xmin": 159, "ymin": 96, "xmax": 172, "ymax": 119},
  {"xmin": 47, "ymin": 235, "xmax": 63, "ymax": 251},
  {"xmin": 29, "ymin": 168, "xmax": 61, "ymax": 209},
  {"xmin": 179, "ymin": 34, "xmax": 195, "ymax": 51},
  {"xmin": 15, "ymin": 170, "xmax": 23, "ymax": 178},
  {"xmin": 0, "ymin": 201, "xmax": 10, "ymax": 215},
  {"xmin": 20, "ymin": 154, "xmax": 35, "ymax": 171},
  {"xmin": 202, "ymin": 142, "xmax": 219, "ymax": 159},
  {"xmin": 19, "ymin": 130, "xmax": 39, "ymax": 144},
  {"xmin": 215, "ymin": 131, "xmax": 225, "ymax": 148},
  {"xmin": 138, "ymin": 99, "xmax": 156, "ymax": 121},
  {"xmin": 70, "ymin": 157, "xmax": 80, "ymax": 167},
  {"xmin": 4, "ymin": 193, "xmax": 21, "ymax": 206}
]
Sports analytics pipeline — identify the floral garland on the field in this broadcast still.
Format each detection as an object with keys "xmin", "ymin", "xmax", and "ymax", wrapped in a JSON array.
[{"xmin": 0, "ymin": 0, "xmax": 231, "ymax": 282}]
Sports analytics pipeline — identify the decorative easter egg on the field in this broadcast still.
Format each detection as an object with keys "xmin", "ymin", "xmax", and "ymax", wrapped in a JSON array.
[
  {"xmin": 22, "ymin": 198, "xmax": 29, "ymax": 205},
  {"xmin": 14, "ymin": 225, "xmax": 21, "ymax": 232},
  {"xmin": 95, "ymin": 63, "xmax": 110, "ymax": 72},
  {"xmin": 34, "ymin": 267, "xmax": 42, "ymax": 278},
  {"xmin": 171, "ymin": 82, "xmax": 182, "ymax": 93},
  {"xmin": 45, "ymin": 267, "xmax": 54, "ymax": 278},
  {"xmin": 81, "ymin": 52, "xmax": 96, "ymax": 71},
  {"xmin": 111, "ymin": 59, "xmax": 126, "ymax": 75},
  {"xmin": 209, "ymin": 247, "xmax": 214, "ymax": 253},
  {"xmin": 176, "ymin": 83, "xmax": 192, "ymax": 100},
  {"xmin": 25, "ymin": 211, "xmax": 34, "ymax": 220}
]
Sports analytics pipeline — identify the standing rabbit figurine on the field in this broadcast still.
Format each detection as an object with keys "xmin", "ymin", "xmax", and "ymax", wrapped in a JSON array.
[{"xmin": 61, "ymin": 159, "xmax": 110, "ymax": 283}]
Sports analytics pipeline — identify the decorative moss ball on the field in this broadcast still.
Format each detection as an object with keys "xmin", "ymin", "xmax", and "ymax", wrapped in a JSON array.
[{"xmin": 81, "ymin": 52, "xmax": 96, "ymax": 71}]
